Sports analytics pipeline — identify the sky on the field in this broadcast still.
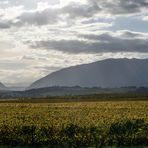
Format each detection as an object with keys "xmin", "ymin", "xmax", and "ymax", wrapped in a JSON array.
[{"xmin": 0, "ymin": 0, "xmax": 148, "ymax": 87}]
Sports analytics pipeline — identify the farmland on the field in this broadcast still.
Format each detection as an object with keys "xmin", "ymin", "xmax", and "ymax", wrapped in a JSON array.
[{"xmin": 0, "ymin": 99, "xmax": 147, "ymax": 147}]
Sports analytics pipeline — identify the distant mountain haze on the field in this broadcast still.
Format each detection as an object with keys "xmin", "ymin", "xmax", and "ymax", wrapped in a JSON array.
[{"xmin": 28, "ymin": 58, "xmax": 148, "ymax": 90}]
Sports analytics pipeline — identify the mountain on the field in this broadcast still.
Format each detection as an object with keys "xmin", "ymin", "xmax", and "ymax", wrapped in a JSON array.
[
  {"xmin": 0, "ymin": 82, "xmax": 7, "ymax": 91},
  {"xmin": 1, "ymin": 86, "xmax": 148, "ymax": 99},
  {"xmin": 28, "ymin": 58, "xmax": 148, "ymax": 90}
]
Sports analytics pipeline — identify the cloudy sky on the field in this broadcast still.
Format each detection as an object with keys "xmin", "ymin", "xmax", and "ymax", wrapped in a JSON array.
[{"xmin": 0, "ymin": 0, "xmax": 148, "ymax": 87}]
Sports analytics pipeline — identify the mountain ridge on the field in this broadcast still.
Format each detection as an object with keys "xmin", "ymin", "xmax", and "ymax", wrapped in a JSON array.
[
  {"xmin": 28, "ymin": 58, "xmax": 148, "ymax": 90},
  {"xmin": 0, "ymin": 82, "xmax": 7, "ymax": 91}
]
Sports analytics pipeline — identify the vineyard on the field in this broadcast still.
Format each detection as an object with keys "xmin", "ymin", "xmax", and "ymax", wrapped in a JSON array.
[{"xmin": 0, "ymin": 101, "xmax": 147, "ymax": 147}]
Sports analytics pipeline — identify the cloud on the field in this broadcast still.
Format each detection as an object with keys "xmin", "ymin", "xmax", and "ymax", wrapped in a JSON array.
[
  {"xmin": 0, "ymin": 0, "xmax": 59, "ymax": 9},
  {"xmin": 15, "ymin": 0, "xmax": 148, "ymax": 27},
  {"xmin": 29, "ymin": 31, "xmax": 148, "ymax": 54},
  {"xmin": 61, "ymin": 2, "xmax": 101, "ymax": 19},
  {"xmin": 15, "ymin": 3, "xmax": 101, "ymax": 27},
  {"xmin": 34, "ymin": 65, "xmax": 62, "ymax": 72},
  {"xmin": 22, "ymin": 55, "xmax": 36, "ymax": 60},
  {"xmin": 88, "ymin": 0, "xmax": 148, "ymax": 15},
  {"xmin": 0, "ymin": 0, "xmax": 147, "ymax": 30},
  {"xmin": 0, "ymin": 21, "xmax": 10, "ymax": 29},
  {"xmin": 0, "ymin": 0, "xmax": 148, "ymax": 86},
  {"xmin": 143, "ymin": 16, "xmax": 148, "ymax": 21},
  {"xmin": 16, "ymin": 9, "xmax": 60, "ymax": 26}
]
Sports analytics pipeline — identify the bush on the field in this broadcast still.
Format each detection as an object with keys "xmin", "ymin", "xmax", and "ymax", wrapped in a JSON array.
[
  {"xmin": 108, "ymin": 119, "xmax": 148, "ymax": 146},
  {"xmin": 0, "ymin": 119, "xmax": 147, "ymax": 147}
]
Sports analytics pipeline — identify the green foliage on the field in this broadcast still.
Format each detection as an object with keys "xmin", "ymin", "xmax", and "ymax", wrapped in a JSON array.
[
  {"xmin": 0, "ymin": 119, "xmax": 147, "ymax": 147},
  {"xmin": 109, "ymin": 119, "xmax": 148, "ymax": 146}
]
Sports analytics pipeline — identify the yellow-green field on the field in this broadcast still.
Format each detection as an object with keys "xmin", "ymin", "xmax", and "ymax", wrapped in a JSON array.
[
  {"xmin": 0, "ymin": 101, "xmax": 148, "ymax": 127},
  {"xmin": 0, "ymin": 101, "xmax": 148, "ymax": 147}
]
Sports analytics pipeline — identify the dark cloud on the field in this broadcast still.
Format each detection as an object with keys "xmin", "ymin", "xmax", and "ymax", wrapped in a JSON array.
[
  {"xmin": 29, "ymin": 32, "xmax": 148, "ymax": 54},
  {"xmin": 89, "ymin": 0, "xmax": 148, "ymax": 15},
  {"xmin": 17, "ymin": 9, "xmax": 60, "ymax": 26},
  {"xmin": 30, "ymin": 40, "xmax": 92, "ymax": 53},
  {"xmin": 120, "ymin": 31, "xmax": 145, "ymax": 38},
  {"xmin": 62, "ymin": 2, "xmax": 101, "ymax": 19},
  {"xmin": 78, "ymin": 31, "xmax": 146, "ymax": 40}
]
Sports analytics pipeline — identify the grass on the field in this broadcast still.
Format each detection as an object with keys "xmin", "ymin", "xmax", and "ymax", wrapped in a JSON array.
[{"xmin": 0, "ymin": 100, "xmax": 147, "ymax": 147}]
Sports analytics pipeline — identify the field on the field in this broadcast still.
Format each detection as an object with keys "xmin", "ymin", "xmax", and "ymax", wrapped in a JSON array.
[{"xmin": 0, "ymin": 99, "xmax": 148, "ymax": 147}]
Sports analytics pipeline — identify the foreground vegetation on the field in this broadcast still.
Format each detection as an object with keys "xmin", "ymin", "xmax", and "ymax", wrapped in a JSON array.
[{"xmin": 0, "ymin": 100, "xmax": 147, "ymax": 147}]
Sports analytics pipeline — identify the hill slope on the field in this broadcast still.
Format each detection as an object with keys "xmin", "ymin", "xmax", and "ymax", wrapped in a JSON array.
[
  {"xmin": 0, "ymin": 82, "xmax": 7, "ymax": 91},
  {"xmin": 29, "ymin": 58, "xmax": 148, "ymax": 89}
]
